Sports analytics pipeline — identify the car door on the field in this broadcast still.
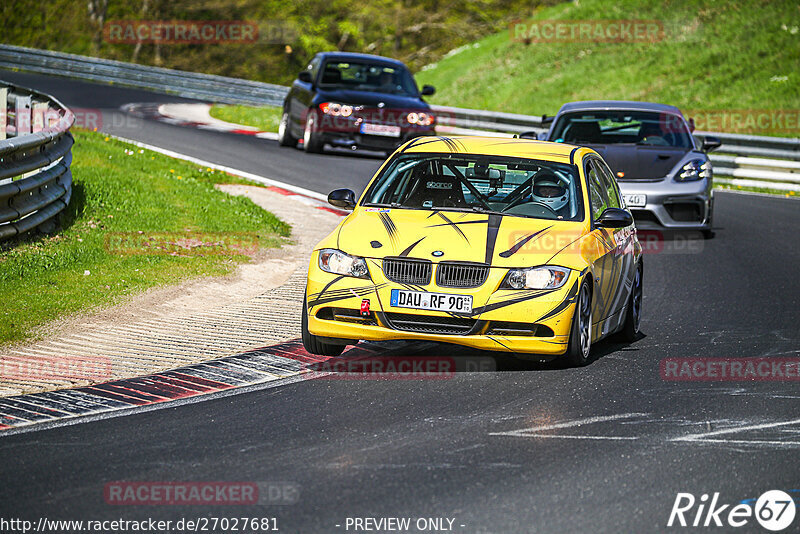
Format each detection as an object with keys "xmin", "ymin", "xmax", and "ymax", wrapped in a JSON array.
[
  {"xmin": 289, "ymin": 55, "xmax": 320, "ymax": 136},
  {"xmin": 594, "ymin": 157, "xmax": 635, "ymax": 324},
  {"xmin": 584, "ymin": 156, "xmax": 617, "ymax": 331}
]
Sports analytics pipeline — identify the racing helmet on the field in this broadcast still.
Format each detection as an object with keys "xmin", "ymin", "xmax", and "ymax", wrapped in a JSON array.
[{"xmin": 531, "ymin": 170, "xmax": 570, "ymax": 212}]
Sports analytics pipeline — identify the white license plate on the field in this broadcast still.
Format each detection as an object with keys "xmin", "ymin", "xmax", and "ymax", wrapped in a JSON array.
[
  {"xmin": 390, "ymin": 289, "xmax": 472, "ymax": 313},
  {"xmin": 623, "ymin": 194, "xmax": 647, "ymax": 207},
  {"xmin": 360, "ymin": 123, "xmax": 401, "ymax": 137}
]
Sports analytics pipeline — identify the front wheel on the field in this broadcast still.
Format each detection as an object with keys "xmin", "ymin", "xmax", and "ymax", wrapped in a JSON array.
[
  {"xmin": 301, "ymin": 297, "xmax": 346, "ymax": 356},
  {"xmin": 277, "ymin": 111, "xmax": 297, "ymax": 147},
  {"xmin": 565, "ymin": 280, "xmax": 592, "ymax": 367}
]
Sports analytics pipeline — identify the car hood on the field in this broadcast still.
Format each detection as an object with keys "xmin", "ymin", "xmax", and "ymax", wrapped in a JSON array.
[
  {"xmin": 335, "ymin": 208, "xmax": 589, "ymax": 269},
  {"xmin": 315, "ymin": 89, "xmax": 428, "ymax": 110},
  {"xmin": 586, "ymin": 145, "xmax": 689, "ymax": 180}
]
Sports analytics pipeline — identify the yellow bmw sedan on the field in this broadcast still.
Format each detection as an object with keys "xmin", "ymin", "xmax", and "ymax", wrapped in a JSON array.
[{"xmin": 302, "ymin": 136, "xmax": 643, "ymax": 366}]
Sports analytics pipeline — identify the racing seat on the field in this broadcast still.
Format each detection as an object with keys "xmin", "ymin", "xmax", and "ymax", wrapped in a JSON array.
[
  {"xmin": 321, "ymin": 68, "xmax": 342, "ymax": 84},
  {"xmin": 402, "ymin": 171, "xmax": 467, "ymax": 208},
  {"xmin": 565, "ymin": 121, "xmax": 602, "ymax": 144},
  {"xmin": 638, "ymin": 122, "xmax": 667, "ymax": 145}
]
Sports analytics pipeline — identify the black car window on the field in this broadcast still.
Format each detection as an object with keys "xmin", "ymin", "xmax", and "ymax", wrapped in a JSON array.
[
  {"xmin": 319, "ymin": 61, "xmax": 418, "ymax": 96},
  {"xmin": 551, "ymin": 110, "xmax": 693, "ymax": 148},
  {"xmin": 307, "ymin": 56, "xmax": 321, "ymax": 81}
]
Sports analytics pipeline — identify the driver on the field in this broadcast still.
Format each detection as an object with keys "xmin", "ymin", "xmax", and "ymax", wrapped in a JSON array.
[
  {"xmin": 377, "ymin": 70, "xmax": 396, "ymax": 92},
  {"xmin": 530, "ymin": 170, "xmax": 570, "ymax": 218}
]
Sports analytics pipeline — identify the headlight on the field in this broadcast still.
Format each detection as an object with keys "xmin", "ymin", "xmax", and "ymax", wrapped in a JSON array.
[
  {"xmin": 676, "ymin": 159, "xmax": 711, "ymax": 182},
  {"xmin": 320, "ymin": 102, "xmax": 353, "ymax": 117},
  {"xmin": 406, "ymin": 111, "xmax": 434, "ymax": 126},
  {"xmin": 501, "ymin": 266, "xmax": 570, "ymax": 290},
  {"xmin": 318, "ymin": 249, "xmax": 369, "ymax": 278}
]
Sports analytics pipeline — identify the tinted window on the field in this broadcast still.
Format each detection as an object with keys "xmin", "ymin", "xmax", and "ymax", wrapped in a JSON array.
[
  {"xmin": 319, "ymin": 61, "xmax": 418, "ymax": 96},
  {"xmin": 307, "ymin": 56, "xmax": 321, "ymax": 80},
  {"xmin": 551, "ymin": 110, "xmax": 693, "ymax": 148}
]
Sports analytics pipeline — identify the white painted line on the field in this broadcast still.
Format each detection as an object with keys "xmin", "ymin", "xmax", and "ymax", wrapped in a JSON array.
[
  {"xmin": 671, "ymin": 417, "xmax": 800, "ymax": 442},
  {"xmin": 682, "ymin": 439, "xmax": 800, "ymax": 447},
  {"xmin": 520, "ymin": 434, "xmax": 639, "ymax": 441},
  {"xmin": 105, "ymin": 134, "xmax": 328, "ymax": 201},
  {"xmin": 489, "ymin": 412, "xmax": 648, "ymax": 438}
]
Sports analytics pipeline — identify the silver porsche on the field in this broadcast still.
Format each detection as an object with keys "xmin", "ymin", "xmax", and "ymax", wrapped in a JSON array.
[{"xmin": 538, "ymin": 100, "xmax": 721, "ymax": 238}]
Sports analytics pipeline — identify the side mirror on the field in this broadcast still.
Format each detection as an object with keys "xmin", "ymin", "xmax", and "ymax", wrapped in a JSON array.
[
  {"xmin": 420, "ymin": 85, "xmax": 435, "ymax": 96},
  {"xmin": 517, "ymin": 131, "xmax": 539, "ymax": 140},
  {"xmin": 701, "ymin": 135, "xmax": 721, "ymax": 152},
  {"xmin": 328, "ymin": 188, "xmax": 357, "ymax": 210},
  {"xmin": 597, "ymin": 207, "xmax": 633, "ymax": 228},
  {"xmin": 298, "ymin": 70, "xmax": 313, "ymax": 84}
]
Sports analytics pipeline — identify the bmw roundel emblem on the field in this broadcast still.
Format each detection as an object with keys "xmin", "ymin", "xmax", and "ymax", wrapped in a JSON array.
[{"xmin": 432, "ymin": 250, "xmax": 444, "ymax": 257}]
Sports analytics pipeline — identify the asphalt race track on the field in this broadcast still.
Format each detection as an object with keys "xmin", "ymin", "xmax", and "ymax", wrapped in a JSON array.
[{"xmin": 1, "ymin": 70, "xmax": 799, "ymax": 533}]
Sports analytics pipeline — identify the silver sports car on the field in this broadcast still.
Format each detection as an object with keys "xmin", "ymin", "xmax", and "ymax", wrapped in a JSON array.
[{"xmin": 538, "ymin": 101, "xmax": 720, "ymax": 237}]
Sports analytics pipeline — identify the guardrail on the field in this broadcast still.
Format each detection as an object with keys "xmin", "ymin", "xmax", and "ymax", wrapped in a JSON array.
[
  {"xmin": 2, "ymin": 44, "xmax": 798, "ymax": 192},
  {"xmin": 0, "ymin": 82, "xmax": 75, "ymax": 241},
  {"xmin": 0, "ymin": 44, "xmax": 287, "ymax": 107}
]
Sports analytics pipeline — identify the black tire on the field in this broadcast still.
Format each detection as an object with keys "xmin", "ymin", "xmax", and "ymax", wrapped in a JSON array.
[
  {"xmin": 302, "ymin": 110, "xmax": 324, "ymax": 153},
  {"xmin": 301, "ymin": 297, "xmax": 346, "ymax": 356},
  {"xmin": 277, "ymin": 111, "xmax": 296, "ymax": 147},
  {"xmin": 565, "ymin": 279, "xmax": 593, "ymax": 367},
  {"xmin": 620, "ymin": 261, "xmax": 643, "ymax": 342}
]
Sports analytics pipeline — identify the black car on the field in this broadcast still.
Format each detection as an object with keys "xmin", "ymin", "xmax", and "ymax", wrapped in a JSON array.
[{"xmin": 277, "ymin": 52, "xmax": 437, "ymax": 153}]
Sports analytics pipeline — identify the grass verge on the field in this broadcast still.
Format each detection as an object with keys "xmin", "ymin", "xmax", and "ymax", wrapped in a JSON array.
[
  {"xmin": 416, "ymin": 0, "xmax": 800, "ymax": 137},
  {"xmin": 0, "ymin": 129, "xmax": 290, "ymax": 346},
  {"xmin": 209, "ymin": 105, "xmax": 283, "ymax": 132},
  {"xmin": 714, "ymin": 183, "xmax": 799, "ymax": 198}
]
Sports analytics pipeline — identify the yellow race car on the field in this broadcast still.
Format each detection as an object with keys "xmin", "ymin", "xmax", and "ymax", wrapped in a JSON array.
[{"xmin": 302, "ymin": 137, "xmax": 643, "ymax": 366}]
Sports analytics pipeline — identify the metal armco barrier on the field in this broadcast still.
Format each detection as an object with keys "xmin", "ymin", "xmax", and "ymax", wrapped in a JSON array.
[
  {"xmin": 0, "ymin": 81, "xmax": 75, "ymax": 241},
  {"xmin": 1, "ymin": 44, "xmax": 798, "ymax": 191},
  {"xmin": 0, "ymin": 44, "xmax": 287, "ymax": 107}
]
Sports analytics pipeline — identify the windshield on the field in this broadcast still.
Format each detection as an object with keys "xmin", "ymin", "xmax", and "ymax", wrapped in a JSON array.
[
  {"xmin": 550, "ymin": 110, "xmax": 693, "ymax": 148},
  {"xmin": 319, "ymin": 61, "xmax": 418, "ymax": 96},
  {"xmin": 363, "ymin": 154, "xmax": 585, "ymax": 222}
]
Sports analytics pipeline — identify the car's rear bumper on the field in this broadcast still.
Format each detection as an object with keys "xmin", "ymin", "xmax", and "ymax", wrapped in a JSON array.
[{"xmin": 321, "ymin": 129, "xmax": 435, "ymax": 151}]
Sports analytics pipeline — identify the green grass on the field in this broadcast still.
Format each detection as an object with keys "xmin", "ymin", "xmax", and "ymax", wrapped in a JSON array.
[
  {"xmin": 715, "ymin": 183, "xmax": 800, "ymax": 198},
  {"xmin": 209, "ymin": 105, "xmax": 283, "ymax": 132},
  {"xmin": 0, "ymin": 130, "xmax": 290, "ymax": 346},
  {"xmin": 416, "ymin": 0, "xmax": 800, "ymax": 136}
]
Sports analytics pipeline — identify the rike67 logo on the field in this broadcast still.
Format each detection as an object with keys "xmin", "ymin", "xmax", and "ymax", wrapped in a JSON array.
[{"xmin": 668, "ymin": 490, "xmax": 796, "ymax": 531}]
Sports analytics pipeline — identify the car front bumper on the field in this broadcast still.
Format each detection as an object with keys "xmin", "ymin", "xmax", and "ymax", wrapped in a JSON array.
[
  {"xmin": 618, "ymin": 179, "xmax": 713, "ymax": 230},
  {"xmin": 306, "ymin": 260, "xmax": 582, "ymax": 356}
]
